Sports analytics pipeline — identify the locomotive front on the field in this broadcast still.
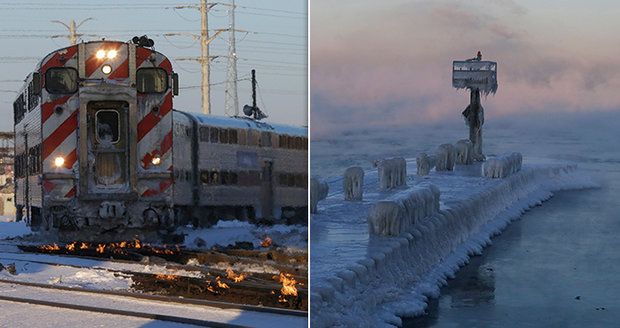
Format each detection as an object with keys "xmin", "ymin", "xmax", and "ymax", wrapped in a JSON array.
[{"xmin": 30, "ymin": 40, "xmax": 178, "ymax": 237}]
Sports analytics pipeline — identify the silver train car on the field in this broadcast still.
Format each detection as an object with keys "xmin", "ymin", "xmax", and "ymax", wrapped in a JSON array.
[{"xmin": 13, "ymin": 39, "xmax": 307, "ymax": 239}]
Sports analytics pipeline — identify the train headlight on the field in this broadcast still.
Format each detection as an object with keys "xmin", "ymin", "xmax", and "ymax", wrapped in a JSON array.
[
  {"xmin": 96, "ymin": 49, "xmax": 106, "ymax": 59},
  {"xmin": 151, "ymin": 156, "xmax": 161, "ymax": 166},
  {"xmin": 54, "ymin": 156, "xmax": 65, "ymax": 168},
  {"xmin": 101, "ymin": 64, "xmax": 112, "ymax": 74},
  {"xmin": 107, "ymin": 49, "xmax": 118, "ymax": 59}
]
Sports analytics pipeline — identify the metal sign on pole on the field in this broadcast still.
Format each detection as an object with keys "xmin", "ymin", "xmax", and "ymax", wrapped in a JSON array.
[{"xmin": 452, "ymin": 51, "xmax": 498, "ymax": 161}]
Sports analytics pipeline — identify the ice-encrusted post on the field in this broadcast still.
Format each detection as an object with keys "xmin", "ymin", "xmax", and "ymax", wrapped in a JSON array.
[
  {"xmin": 482, "ymin": 152, "xmax": 522, "ymax": 178},
  {"xmin": 435, "ymin": 144, "xmax": 456, "ymax": 171},
  {"xmin": 310, "ymin": 178, "xmax": 329, "ymax": 213},
  {"xmin": 343, "ymin": 166, "xmax": 364, "ymax": 201},
  {"xmin": 416, "ymin": 153, "xmax": 435, "ymax": 176},
  {"xmin": 455, "ymin": 139, "xmax": 474, "ymax": 165},
  {"xmin": 374, "ymin": 157, "xmax": 407, "ymax": 190},
  {"xmin": 368, "ymin": 184, "xmax": 440, "ymax": 236}
]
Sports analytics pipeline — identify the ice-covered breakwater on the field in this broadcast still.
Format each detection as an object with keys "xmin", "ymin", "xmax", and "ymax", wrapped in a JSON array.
[{"xmin": 310, "ymin": 159, "xmax": 597, "ymax": 328}]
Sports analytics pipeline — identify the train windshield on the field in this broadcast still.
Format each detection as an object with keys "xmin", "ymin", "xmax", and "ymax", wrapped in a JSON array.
[
  {"xmin": 136, "ymin": 68, "xmax": 168, "ymax": 93},
  {"xmin": 96, "ymin": 110, "xmax": 120, "ymax": 144},
  {"xmin": 45, "ymin": 67, "xmax": 78, "ymax": 94}
]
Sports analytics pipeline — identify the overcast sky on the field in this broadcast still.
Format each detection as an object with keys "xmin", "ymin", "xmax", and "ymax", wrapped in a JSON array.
[
  {"xmin": 311, "ymin": 0, "xmax": 620, "ymax": 137},
  {"xmin": 0, "ymin": 0, "xmax": 307, "ymax": 131}
]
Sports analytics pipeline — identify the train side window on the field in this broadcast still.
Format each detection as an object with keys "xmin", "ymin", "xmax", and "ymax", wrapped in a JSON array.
[
  {"xmin": 221, "ymin": 171, "xmax": 230, "ymax": 185},
  {"xmin": 220, "ymin": 129, "xmax": 229, "ymax": 144},
  {"xmin": 229, "ymin": 129, "xmax": 238, "ymax": 144},
  {"xmin": 295, "ymin": 174, "xmax": 304, "ymax": 188},
  {"xmin": 260, "ymin": 132, "xmax": 272, "ymax": 147},
  {"xmin": 238, "ymin": 130, "xmax": 247, "ymax": 145},
  {"xmin": 210, "ymin": 127, "xmax": 219, "ymax": 143},
  {"xmin": 136, "ymin": 68, "xmax": 168, "ymax": 93},
  {"xmin": 209, "ymin": 171, "xmax": 220, "ymax": 185},
  {"xmin": 199, "ymin": 127, "xmax": 209, "ymax": 142},
  {"xmin": 200, "ymin": 171, "xmax": 209, "ymax": 184},
  {"xmin": 45, "ymin": 67, "xmax": 78, "ymax": 94}
]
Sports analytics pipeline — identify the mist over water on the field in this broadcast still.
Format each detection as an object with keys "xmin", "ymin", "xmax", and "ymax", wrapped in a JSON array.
[{"xmin": 311, "ymin": 110, "xmax": 620, "ymax": 327}]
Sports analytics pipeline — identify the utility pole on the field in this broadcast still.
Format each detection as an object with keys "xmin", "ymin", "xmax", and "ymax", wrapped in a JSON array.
[
  {"xmin": 199, "ymin": 0, "xmax": 215, "ymax": 115},
  {"xmin": 51, "ymin": 18, "xmax": 93, "ymax": 45},
  {"xmin": 224, "ymin": 0, "xmax": 239, "ymax": 116}
]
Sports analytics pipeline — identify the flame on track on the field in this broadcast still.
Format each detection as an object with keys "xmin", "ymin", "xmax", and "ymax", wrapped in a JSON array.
[
  {"xmin": 273, "ymin": 272, "xmax": 299, "ymax": 303},
  {"xmin": 37, "ymin": 239, "xmax": 179, "ymax": 256},
  {"xmin": 226, "ymin": 268, "xmax": 246, "ymax": 283}
]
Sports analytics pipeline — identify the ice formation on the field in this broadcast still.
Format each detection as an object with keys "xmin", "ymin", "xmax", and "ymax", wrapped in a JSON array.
[
  {"xmin": 311, "ymin": 162, "xmax": 597, "ymax": 328},
  {"xmin": 435, "ymin": 144, "xmax": 456, "ymax": 171},
  {"xmin": 416, "ymin": 153, "xmax": 435, "ymax": 176},
  {"xmin": 374, "ymin": 157, "xmax": 407, "ymax": 190},
  {"xmin": 368, "ymin": 185, "xmax": 440, "ymax": 236},
  {"xmin": 455, "ymin": 139, "xmax": 474, "ymax": 165},
  {"xmin": 343, "ymin": 166, "xmax": 364, "ymax": 201},
  {"xmin": 310, "ymin": 178, "xmax": 329, "ymax": 213},
  {"xmin": 482, "ymin": 152, "xmax": 523, "ymax": 178}
]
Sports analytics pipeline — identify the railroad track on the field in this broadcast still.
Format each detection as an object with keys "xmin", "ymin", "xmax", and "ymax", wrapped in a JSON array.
[
  {"xmin": 0, "ymin": 293, "xmax": 248, "ymax": 328},
  {"xmin": 0, "ymin": 278, "xmax": 306, "ymax": 317}
]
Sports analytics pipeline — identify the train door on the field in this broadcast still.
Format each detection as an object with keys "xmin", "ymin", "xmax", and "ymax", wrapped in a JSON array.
[
  {"xmin": 261, "ymin": 160, "xmax": 274, "ymax": 219},
  {"xmin": 86, "ymin": 101, "xmax": 129, "ymax": 192}
]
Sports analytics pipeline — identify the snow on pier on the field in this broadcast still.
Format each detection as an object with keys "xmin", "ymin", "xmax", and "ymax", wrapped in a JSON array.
[{"xmin": 310, "ymin": 158, "xmax": 597, "ymax": 327}]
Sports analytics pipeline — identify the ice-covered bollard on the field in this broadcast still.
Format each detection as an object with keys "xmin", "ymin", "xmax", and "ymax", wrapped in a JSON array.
[
  {"xmin": 455, "ymin": 139, "xmax": 474, "ymax": 165},
  {"xmin": 416, "ymin": 153, "xmax": 436, "ymax": 176},
  {"xmin": 368, "ymin": 184, "xmax": 440, "ymax": 236},
  {"xmin": 343, "ymin": 166, "xmax": 364, "ymax": 201},
  {"xmin": 374, "ymin": 157, "xmax": 407, "ymax": 190},
  {"xmin": 310, "ymin": 178, "xmax": 329, "ymax": 213},
  {"xmin": 482, "ymin": 152, "xmax": 523, "ymax": 178},
  {"xmin": 436, "ymin": 144, "xmax": 456, "ymax": 171}
]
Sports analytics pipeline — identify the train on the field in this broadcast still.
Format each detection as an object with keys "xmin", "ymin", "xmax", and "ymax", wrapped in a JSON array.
[{"xmin": 13, "ymin": 39, "xmax": 307, "ymax": 240}]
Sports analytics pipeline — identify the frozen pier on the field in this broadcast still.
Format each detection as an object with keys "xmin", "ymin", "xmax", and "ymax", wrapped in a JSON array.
[{"xmin": 310, "ymin": 158, "xmax": 596, "ymax": 327}]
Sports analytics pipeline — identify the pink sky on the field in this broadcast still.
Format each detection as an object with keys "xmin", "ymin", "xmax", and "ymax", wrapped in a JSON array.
[{"xmin": 311, "ymin": 0, "xmax": 620, "ymax": 136}]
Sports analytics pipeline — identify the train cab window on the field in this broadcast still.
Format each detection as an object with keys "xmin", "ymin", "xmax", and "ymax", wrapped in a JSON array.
[
  {"xmin": 96, "ymin": 110, "xmax": 120, "ymax": 144},
  {"xmin": 136, "ymin": 68, "xmax": 168, "ymax": 93},
  {"xmin": 45, "ymin": 67, "xmax": 78, "ymax": 94}
]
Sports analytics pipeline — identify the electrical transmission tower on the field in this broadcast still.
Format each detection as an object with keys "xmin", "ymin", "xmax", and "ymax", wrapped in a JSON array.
[
  {"xmin": 224, "ymin": 0, "xmax": 239, "ymax": 117},
  {"xmin": 51, "ymin": 18, "xmax": 93, "ymax": 45}
]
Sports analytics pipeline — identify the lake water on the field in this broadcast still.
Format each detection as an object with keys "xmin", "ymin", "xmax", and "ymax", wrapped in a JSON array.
[{"xmin": 311, "ymin": 111, "xmax": 620, "ymax": 327}]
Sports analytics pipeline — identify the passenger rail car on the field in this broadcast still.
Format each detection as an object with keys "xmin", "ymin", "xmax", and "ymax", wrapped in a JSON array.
[{"xmin": 13, "ymin": 40, "xmax": 307, "ymax": 237}]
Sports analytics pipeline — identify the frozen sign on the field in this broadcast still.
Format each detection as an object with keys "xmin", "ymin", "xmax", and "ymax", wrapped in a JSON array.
[{"xmin": 452, "ymin": 60, "xmax": 498, "ymax": 95}]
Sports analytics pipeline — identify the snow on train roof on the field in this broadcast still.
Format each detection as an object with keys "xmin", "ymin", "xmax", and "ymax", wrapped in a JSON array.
[{"xmin": 181, "ymin": 111, "xmax": 307, "ymax": 137}]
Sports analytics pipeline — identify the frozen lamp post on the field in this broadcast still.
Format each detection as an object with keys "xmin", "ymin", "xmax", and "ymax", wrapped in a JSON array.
[{"xmin": 452, "ymin": 51, "xmax": 498, "ymax": 161}]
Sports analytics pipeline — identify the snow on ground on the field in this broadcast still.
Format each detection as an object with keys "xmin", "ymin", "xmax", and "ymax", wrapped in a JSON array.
[
  {"xmin": 0, "ymin": 300, "xmax": 201, "ymax": 328},
  {"xmin": 310, "ymin": 158, "xmax": 597, "ymax": 327},
  {"xmin": 178, "ymin": 219, "xmax": 308, "ymax": 253},
  {"xmin": 0, "ymin": 259, "xmax": 133, "ymax": 290},
  {"xmin": 0, "ymin": 217, "xmax": 31, "ymax": 240}
]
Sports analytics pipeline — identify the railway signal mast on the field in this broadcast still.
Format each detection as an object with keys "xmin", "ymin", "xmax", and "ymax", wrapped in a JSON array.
[{"xmin": 452, "ymin": 51, "xmax": 498, "ymax": 161}]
